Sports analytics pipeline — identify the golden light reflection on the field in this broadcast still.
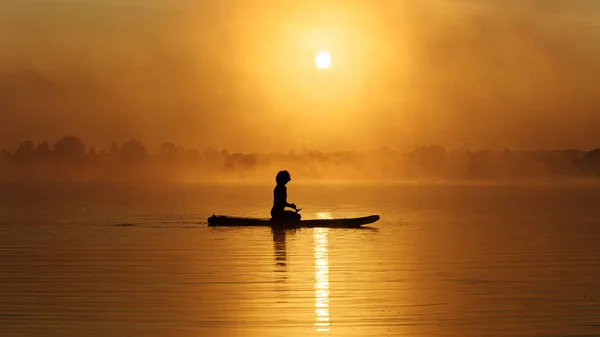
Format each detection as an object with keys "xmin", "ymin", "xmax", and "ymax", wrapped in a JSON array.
[
  {"xmin": 317, "ymin": 212, "xmax": 333, "ymax": 219},
  {"xmin": 314, "ymin": 228, "xmax": 330, "ymax": 333}
]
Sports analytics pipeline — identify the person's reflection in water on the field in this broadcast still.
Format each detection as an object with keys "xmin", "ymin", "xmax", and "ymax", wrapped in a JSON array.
[
  {"xmin": 272, "ymin": 227, "xmax": 297, "ymax": 285},
  {"xmin": 272, "ymin": 227, "xmax": 287, "ymax": 269}
]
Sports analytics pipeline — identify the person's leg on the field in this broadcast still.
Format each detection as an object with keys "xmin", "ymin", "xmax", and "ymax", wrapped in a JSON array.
[
  {"xmin": 271, "ymin": 210, "xmax": 301, "ymax": 224},
  {"xmin": 283, "ymin": 210, "xmax": 301, "ymax": 222}
]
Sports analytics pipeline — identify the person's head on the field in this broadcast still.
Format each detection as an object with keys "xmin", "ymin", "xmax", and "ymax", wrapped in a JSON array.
[{"xmin": 275, "ymin": 170, "xmax": 291, "ymax": 185}]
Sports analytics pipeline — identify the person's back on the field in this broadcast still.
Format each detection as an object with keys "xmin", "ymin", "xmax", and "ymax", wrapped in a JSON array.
[
  {"xmin": 271, "ymin": 184, "xmax": 287, "ymax": 216},
  {"xmin": 270, "ymin": 170, "xmax": 300, "ymax": 223}
]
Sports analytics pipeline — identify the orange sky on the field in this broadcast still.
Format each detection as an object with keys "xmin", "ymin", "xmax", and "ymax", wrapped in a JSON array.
[{"xmin": 1, "ymin": 0, "xmax": 600, "ymax": 152}]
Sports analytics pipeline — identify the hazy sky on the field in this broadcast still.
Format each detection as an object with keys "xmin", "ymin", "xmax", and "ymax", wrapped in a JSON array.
[{"xmin": 1, "ymin": 0, "xmax": 600, "ymax": 152}]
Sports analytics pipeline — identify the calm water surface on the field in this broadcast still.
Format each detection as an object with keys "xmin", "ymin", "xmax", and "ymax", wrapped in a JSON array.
[{"xmin": 1, "ymin": 183, "xmax": 600, "ymax": 336}]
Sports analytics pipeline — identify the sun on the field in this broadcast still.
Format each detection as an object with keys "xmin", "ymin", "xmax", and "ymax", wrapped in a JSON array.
[{"xmin": 315, "ymin": 51, "xmax": 331, "ymax": 69}]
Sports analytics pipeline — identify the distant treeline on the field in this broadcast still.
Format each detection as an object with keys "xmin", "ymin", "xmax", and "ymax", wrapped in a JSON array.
[{"xmin": 1, "ymin": 136, "xmax": 600, "ymax": 182}]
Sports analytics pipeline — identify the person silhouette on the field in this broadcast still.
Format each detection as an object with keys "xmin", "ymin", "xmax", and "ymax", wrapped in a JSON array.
[{"xmin": 270, "ymin": 170, "xmax": 301, "ymax": 223}]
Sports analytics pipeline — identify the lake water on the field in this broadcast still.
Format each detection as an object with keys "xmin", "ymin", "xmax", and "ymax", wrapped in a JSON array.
[{"xmin": 1, "ymin": 182, "xmax": 600, "ymax": 336}]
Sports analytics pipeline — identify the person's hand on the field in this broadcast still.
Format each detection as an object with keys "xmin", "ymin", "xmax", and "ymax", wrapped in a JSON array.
[{"xmin": 290, "ymin": 203, "xmax": 297, "ymax": 210}]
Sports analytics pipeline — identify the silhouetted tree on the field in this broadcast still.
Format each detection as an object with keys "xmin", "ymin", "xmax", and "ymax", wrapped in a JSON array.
[
  {"xmin": 531, "ymin": 150, "xmax": 583, "ymax": 176},
  {"xmin": 109, "ymin": 141, "xmax": 119, "ymax": 157},
  {"xmin": 120, "ymin": 139, "xmax": 146, "ymax": 163},
  {"xmin": 582, "ymin": 149, "xmax": 600, "ymax": 176},
  {"xmin": 225, "ymin": 153, "xmax": 257, "ymax": 169},
  {"xmin": 160, "ymin": 142, "xmax": 179, "ymax": 161},
  {"xmin": 410, "ymin": 145, "xmax": 447, "ymax": 177},
  {"xmin": 54, "ymin": 136, "xmax": 85, "ymax": 162},
  {"xmin": 36, "ymin": 141, "xmax": 53, "ymax": 159},
  {"xmin": 15, "ymin": 140, "xmax": 36, "ymax": 161}
]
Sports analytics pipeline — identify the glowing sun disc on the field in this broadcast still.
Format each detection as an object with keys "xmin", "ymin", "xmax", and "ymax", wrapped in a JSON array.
[{"xmin": 315, "ymin": 52, "xmax": 331, "ymax": 69}]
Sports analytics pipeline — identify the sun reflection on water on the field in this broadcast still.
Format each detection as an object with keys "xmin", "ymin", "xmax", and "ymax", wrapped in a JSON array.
[
  {"xmin": 317, "ymin": 212, "xmax": 333, "ymax": 220},
  {"xmin": 314, "ymin": 227, "xmax": 330, "ymax": 333}
]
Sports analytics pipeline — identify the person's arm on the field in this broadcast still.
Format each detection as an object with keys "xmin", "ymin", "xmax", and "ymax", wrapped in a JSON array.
[{"xmin": 284, "ymin": 188, "xmax": 296, "ymax": 209}]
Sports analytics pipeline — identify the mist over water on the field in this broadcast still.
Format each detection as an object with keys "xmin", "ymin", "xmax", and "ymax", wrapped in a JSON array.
[{"xmin": 1, "ymin": 135, "xmax": 600, "ymax": 183}]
